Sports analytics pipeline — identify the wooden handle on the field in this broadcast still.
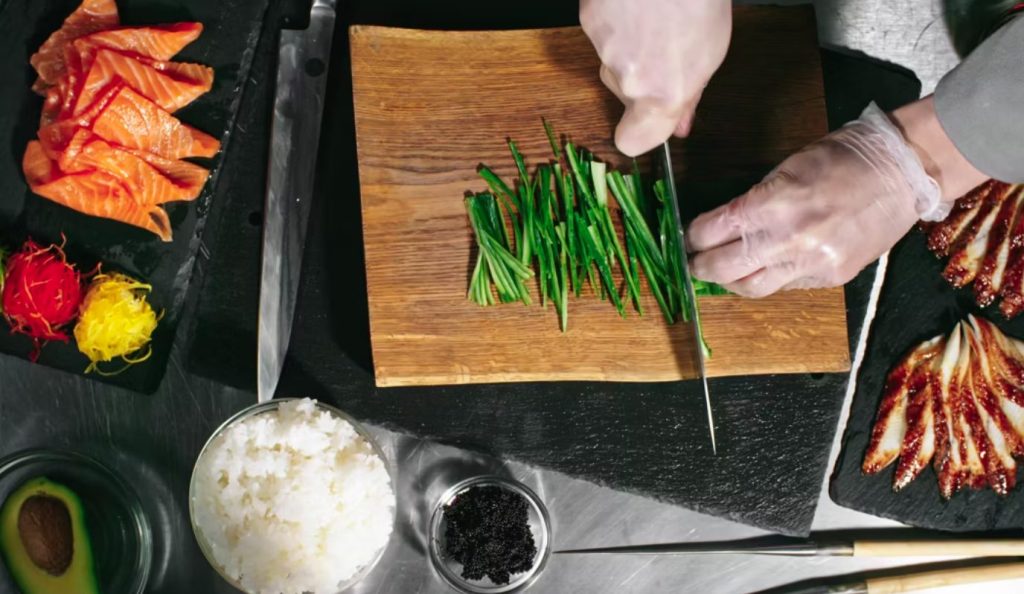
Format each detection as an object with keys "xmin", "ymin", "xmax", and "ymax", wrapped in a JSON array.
[
  {"xmin": 866, "ymin": 562, "xmax": 1024, "ymax": 593},
  {"xmin": 854, "ymin": 539, "xmax": 1024, "ymax": 557}
]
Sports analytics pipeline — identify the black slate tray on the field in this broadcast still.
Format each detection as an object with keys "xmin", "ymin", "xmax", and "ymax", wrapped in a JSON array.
[
  {"xmin": 831, "ymin": 229, "xmax": 1024, "ymax": 531},
  {"xmin": 0, "ymin": 0, "xmax": 270, "ymax": 393},
  {"xmin": 185, "ymin": 1, "xmax": 921, "ymax": 536}
]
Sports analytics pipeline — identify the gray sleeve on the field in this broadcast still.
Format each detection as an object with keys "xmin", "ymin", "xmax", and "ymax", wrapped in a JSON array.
[{"xmin": 935, "ymin": 15, "xmax": 1024, "ymax": 183}]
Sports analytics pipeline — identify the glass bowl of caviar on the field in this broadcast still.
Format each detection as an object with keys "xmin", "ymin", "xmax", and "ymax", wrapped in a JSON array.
[{"xmin": 429, "ymin": 475, "xmax": 551, "ymax": 593}]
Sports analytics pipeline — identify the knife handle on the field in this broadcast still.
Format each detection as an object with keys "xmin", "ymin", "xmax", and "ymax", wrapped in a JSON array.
[
  {"xmin": 865, "ymin": 562, "xmax": 1024, "ymax": 593},
  {"xmin": 853, "ymin": 539, "xmax": 1024, "ymax": 558}
]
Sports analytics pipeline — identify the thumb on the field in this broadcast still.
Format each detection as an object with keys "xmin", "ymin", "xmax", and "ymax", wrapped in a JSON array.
[{"xmin": 614, "ymin": 102, "xmax": 680, "ymax": 157}]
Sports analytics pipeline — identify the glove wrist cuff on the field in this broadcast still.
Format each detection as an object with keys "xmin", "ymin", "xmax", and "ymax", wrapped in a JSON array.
[{"xmin": 854, "ymin": 102, "xmax": 946, "ymax": 222}]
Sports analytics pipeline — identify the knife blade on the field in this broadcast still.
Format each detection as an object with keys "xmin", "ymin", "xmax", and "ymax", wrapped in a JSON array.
[
  {"xmin": 555, "ymin": 539, "xmax": 852, "ymax": 556},
  {"xmin": 556, "ymin": 537, "xmax": 1024, "ymax": 557},
  {"xmin": 257, "ymin": 0, "xmax": 337, "ymax": 403},
  {"xmin": 659, "ymin": 141, "xmax": 716, "ymax": 453}
]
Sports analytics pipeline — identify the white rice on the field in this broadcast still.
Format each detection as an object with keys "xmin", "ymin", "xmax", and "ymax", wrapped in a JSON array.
[{"xmin": 191, "ymin": 398, "xmax": 395, "ymax": 594}]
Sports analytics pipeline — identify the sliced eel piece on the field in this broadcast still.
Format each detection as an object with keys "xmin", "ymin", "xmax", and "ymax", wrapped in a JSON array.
[
  {"xmin": 973, "ymin": 316, "xmax": 1024, "ymax": 408},
  {"xmin": 974, "ymin": 185, "xmax": 1024, "ymax": 306},
  {"xmin": 952, "ymin": 326, "xmax": 988, "ymax": 492},
  {"xmin": 893, "ymin": 357, "xmax": 940, "ymax": 491},
  {"xmin": 864, "ymin": 335, "xmax": 944, "ymax": 474},
  {"xmin": 937, "ymin": 325, "xmax": 969, "ymax": 498},
  {"xmin": 975, "ymin": 319, "xmax": 1024, "ymax": 447},
  {"xmin": 944, "ymin": 182, "xmax": 1013, "ymax": 287},
  {"xmin": 999, "ymin": 188, "xmax": 1024, "ymax": 318},
  {"xmin": 1000, "ymin": 257, "xmax": 1024, "ymax": 318},
  {"xmin": 965, "ymin": 319, "xmax": 1018, "ymax": 494},
  {"xmin": 927, "ymin": 180, "xmax": 993, "ymax": 256}
]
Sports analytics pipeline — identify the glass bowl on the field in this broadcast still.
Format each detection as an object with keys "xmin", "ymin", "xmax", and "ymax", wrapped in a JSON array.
[
  {"xmin": 429, "ymin": 475, "xmax": 551, "ymax": 593},
  {"xmin": 188, "ymin": 398, "xmax": 396, "ymax": 594},
  {"xmin": 0, "ymin": 449, "xmax": 152, "ymax": 594}
]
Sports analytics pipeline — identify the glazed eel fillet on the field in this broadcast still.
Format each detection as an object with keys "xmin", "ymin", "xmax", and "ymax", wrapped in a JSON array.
[
  {"xmin": 925, "ymin": 181, "xmax": 1024, "ymax": 316},
  {"xmin": 863, "ymin": 316, "xmax": 1024, "ymax": 497}
]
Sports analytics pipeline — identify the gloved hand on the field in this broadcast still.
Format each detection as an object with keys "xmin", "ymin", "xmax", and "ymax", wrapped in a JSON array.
[
  {"xmin": 580, "ymin": 0, "xmax": 732, "ymax": 157},
  {"xmin": 688, "ymin": 102, "xmax": 946, "ymax": 298}
]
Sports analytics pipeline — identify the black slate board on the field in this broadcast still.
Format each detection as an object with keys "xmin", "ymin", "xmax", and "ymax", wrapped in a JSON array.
[
  {"xmin": 831, "ymin": 230, "xmax": 1024, "ymax": 531},
  {"xmin": 0, "ymin": 0, "xmax": 270, "ymax": 393},
  {"xmin": 186, "ymin": 2, "xmax": 920, "ymax": 536}
]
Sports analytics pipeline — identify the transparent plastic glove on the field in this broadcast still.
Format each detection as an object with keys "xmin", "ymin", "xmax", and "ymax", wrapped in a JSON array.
[
  {"xmin": 580, "ymin": 0, "xmax": 732, "ymax": 157},
  {"xmin": 688, "ymin": 103, "xmax": 944, "ymax": 298}
]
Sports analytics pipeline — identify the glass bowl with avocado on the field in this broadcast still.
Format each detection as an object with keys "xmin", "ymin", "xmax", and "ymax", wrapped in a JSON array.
[{"xmin": 0, "ymin": 449, "xmax": 151, "ymax": 594}]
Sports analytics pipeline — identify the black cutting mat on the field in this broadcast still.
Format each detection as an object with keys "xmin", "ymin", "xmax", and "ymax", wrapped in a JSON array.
[
  {"xmin": 831, "ymin": 229, "xmax": 1024, "ymax": 531},
  {"xmin": 186, "ymin": 1, "xmax": 920, "ymax": 536},
  {"xmin": 0, "ymin": 0, "xmax": 270, "ymax": 393}
]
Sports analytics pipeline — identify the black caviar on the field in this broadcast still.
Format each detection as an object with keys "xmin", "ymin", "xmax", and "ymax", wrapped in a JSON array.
[{"xmin": 442, "ymin": 485, "xmax": 538, "ymax": 584}]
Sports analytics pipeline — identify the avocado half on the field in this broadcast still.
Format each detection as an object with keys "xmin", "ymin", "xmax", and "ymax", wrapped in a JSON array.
[{"xmin": 0, "ymin": 477, "xmax": 99, "ymax": 594}]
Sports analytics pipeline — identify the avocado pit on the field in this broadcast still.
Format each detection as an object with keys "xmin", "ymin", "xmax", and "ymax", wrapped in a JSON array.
[{"xmin": 17, "ymin": 494, "xmax": 73, "ymax": 576}]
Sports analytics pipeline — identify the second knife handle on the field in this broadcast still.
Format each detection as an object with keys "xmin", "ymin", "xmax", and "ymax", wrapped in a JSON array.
[
  {"xmin": 853, "ymin": 539, "xmax": 1024, "ymax": 558},
  {"xmin": 865, "ymin": 562, "xmax": 1024, "ymax": 593}
]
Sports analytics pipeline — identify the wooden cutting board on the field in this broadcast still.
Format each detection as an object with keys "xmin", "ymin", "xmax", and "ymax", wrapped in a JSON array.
[{"xmin": 350, "ymin": 6, "xmax": 850, "ymax": 388}]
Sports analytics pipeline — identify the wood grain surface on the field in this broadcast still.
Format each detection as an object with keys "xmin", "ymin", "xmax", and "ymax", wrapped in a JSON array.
[{"xmin": 350, "ymin": 6, "xmax": 850, "ymax": 387}]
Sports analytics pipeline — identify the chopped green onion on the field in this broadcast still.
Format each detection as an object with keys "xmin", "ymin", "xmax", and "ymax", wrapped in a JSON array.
[{"xmin": 463, "ymin": 122, "xmax": 726, "ymax": 353}]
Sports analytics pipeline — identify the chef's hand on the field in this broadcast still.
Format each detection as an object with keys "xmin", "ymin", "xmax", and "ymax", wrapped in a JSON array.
[
  {"xmin": 580, "ymin": 0, "xmax": 731, "ymax": 157},
  {"xmin": 688, "ymin": 98, "xmax": 988, "ymax": 298}
]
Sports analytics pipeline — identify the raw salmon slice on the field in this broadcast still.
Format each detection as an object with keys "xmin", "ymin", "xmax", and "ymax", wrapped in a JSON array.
[
  {"xmin": 153, "ymin": 60, "xmax": 214, "ymax": 87},
  {"xmin": 38, "ymin": 83, "xmax": 125, "ymax": 157},
  {"xmin": 30, "ymin": 0, "xmax": 119, "ymax": 93},
  {"xmin": 74, "ymin": 48, "xmax": 213, "ymax": 116},
  {"xmin": 58, "ymin": 129, "xmax": 206, "ymax": 205},
  {"xmin": 79, "ymin": 23, "xmax": 202, "ymax": 61},
  {"xmin": 91, "ymin": 86, "xmax": 219, "ymax": 159},
  {"xmin": 23, "ymin": 141, "xmax": 172, "ymax": 241},
  {"xmin": 128, "ymin": 149, "xmax": 211, "ymax": 194},
  {"xmin": 71, "ymin": 33, "xmax": 209, "ymax": 84}
]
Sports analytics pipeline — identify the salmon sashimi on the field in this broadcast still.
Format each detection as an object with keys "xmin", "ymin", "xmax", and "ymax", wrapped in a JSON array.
[
  {"xmin": 152, "ymin": 60, "xmax": 215, "ymax": 87},
  {"xmin": 91, "ymin": 86, "xmax": 219, "ymax": 159},
  {"xmin": 73, "ymin": 48, "xmax": 213, "ymax": 116},
  {"xmin": 57, "ymin": 129, "xmax": 205, "ymax": 205},
  {"xmin": 23, "ymin": 141, "xmax": 172, "ymax": 241},
  {"xmin": 30, "ymin": 0, "xmax": 119, "ymax": 93},
  {"xmin": 70, "ymin": 35, "xmax": 212, "ymax": 87},
  {"xmin": 24, "ymin": 0, "xmax": 217, "ymax": 242},
  {"xmin": 38, "ymin": 83, "xmax": 125, "ymax": 157},
  {"xmin": 78, "ymin": 23, "xmax": 202, "ymax": 61},
  {"xmin": 40, "ymin": 42, "xmax": 92, "ymax": 126},
  {"xmin": 127, "ymin": 149, "xmax": 211, "ymax": 194}
]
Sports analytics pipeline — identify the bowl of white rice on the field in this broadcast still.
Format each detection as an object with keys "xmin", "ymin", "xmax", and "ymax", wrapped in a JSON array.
[{"xmin": 189, "ymin": 398, "xmax": 396, "ymax": 594}]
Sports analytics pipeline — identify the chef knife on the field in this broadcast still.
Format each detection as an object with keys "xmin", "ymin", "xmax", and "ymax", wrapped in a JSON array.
[
  {"xmin": 555, "ymin": 537, "xmax": 1024, "ymax": 557},
  {"xmin": 258, "ymin": 0, "xmax": 337, "ymax": 403},
  {"xmin": 659, "ymin": 141, "xmax": 716, "ymax": 453}
]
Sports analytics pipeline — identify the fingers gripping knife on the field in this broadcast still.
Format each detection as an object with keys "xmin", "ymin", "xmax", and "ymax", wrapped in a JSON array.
[{"xmin": 258, "ymin": 0, "xmax": 337, "ymax": 402}]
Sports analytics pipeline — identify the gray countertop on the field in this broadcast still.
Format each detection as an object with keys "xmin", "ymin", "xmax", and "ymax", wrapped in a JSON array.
[{"xmin": 2, "ymin": 1, "xmax": 1021, "ymax": 593}]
